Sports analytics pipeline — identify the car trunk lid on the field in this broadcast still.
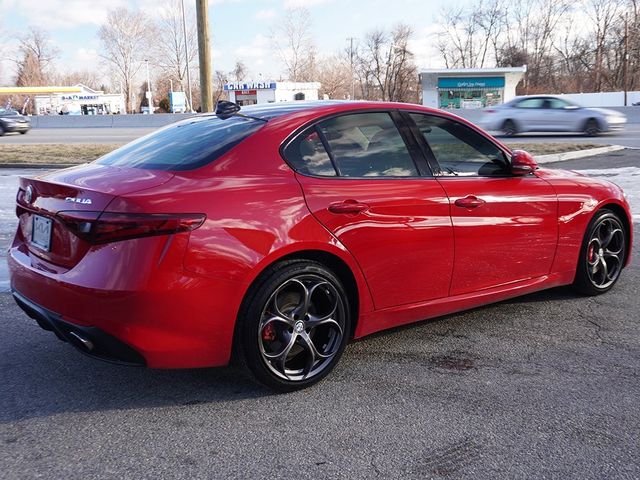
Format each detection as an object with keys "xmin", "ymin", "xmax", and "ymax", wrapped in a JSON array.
[{"xmin": 16, "ymin": 164, "xmax": 174, "ymax": 268}]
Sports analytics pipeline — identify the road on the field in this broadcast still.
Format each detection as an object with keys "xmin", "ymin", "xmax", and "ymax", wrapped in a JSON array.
[
  {"xmin": 1, "ymin": 124, "xmax": 640, "ymax": 148},
  {"xmin": 1, "ymin": 152, "xmax": 639, "ymax": 479}
]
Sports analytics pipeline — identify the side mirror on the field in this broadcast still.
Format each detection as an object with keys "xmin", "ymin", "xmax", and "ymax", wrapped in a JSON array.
[{"xmin": 511, "ymin": 150, "xmax": 538, "ymax": 176}]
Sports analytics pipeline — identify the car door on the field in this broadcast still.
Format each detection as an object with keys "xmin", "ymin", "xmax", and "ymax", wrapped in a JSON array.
[
  {"xmin": 406, "ymin": 112, "xmax": 558, "ymax": 297},
  {"xmin": 511, "ymin": 97, "xmax": 545, "ymax": 132},
  {"xmin": 284, "ymin": 110, "xmax": 454, "ymax": 310}
]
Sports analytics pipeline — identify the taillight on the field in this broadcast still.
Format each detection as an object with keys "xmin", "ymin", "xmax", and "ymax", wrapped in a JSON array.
[
  {"xmin": 57, "ymin": 211, "xmax": 205, "ymax": 244},
  {"xmin": 484, "ymin": 109, "xmax": 496, "ymax": 114}
]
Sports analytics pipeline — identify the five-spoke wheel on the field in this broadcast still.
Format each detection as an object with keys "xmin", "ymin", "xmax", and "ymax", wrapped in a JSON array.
[
  {"xmin": 573, "ymin": 210, "xmax": 627, "ymax": 295},
  {"xmin": 236, "ymin": 260, "xmax": 350, "ymax": 391}
]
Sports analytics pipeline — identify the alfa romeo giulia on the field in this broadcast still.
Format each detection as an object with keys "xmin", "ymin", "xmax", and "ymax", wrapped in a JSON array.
[{"xmin": 8, "ymin": 100, "xmax": 632, "ymax": 391}]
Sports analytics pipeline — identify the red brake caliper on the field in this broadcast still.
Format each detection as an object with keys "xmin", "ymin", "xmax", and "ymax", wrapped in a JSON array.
[
  {"xmin": 262, "ymin": 323, "xmax": 276, "ymax": 342},
  {"xmin": 588, "ymin": 244, "xmax": 595, "ymax": 262}
]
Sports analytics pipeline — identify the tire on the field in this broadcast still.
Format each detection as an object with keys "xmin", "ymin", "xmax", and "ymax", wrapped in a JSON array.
[
  {"xmin": 502, "ymin": 119, "xmax": 518, "ymax": 136},
  {"xmin": 235, "ymin": 259, "xmax": 351, "ymax": 392},
  {"xmin": 19, "ymin": 131, "xmax": 27, "ymax": 135},
  {"xmin": 584, "ymin": 118, "xmax": 600, "ymax": 137},
  {"xmin": 0, "ymin": 126, "xmax": 5, "ymax": 137},
  {"xmin": 572, "ymin": 209, "xmax": 627, "ymax": 296}
]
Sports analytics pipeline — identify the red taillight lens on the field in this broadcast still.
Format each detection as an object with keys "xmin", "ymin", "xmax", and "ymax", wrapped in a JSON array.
[{"xmin": 57, "ymin": 211, "xmax": 205, "ymax": 244}]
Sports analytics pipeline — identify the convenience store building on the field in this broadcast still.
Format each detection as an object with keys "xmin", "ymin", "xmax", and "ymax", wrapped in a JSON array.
[{"xmin": 420, "ymin": 67, "xmax": 527, "ymax": 109}]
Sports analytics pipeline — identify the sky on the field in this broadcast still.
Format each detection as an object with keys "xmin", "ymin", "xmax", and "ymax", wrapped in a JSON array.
[{"xmin": 0, "ymin": 0, "xmax": 450, "ymax": 86}]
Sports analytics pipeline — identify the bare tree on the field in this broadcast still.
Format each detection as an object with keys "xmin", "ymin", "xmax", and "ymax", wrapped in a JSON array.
[
  {"xmin": 153, "ymin": 0, "xmax": 198, "ymax": 109},
  {"xmin": 230, "ymin": 61, "xmax": 248, "ymax": 81},
  {"xmin": 54, "ymin": 70, "xmax": 103, "ymax": 90},
  {"xmin": 355, "ymin": 24, "xmax": 418, "ymax": 102},
  {"xmin": 588, "ymin": 0, "xmax": 623, "ymax": 91},
  {"xmin": 436, "ymin": 0, "xmax": 506, "ymax": 69},
  {"xmin": 14, "ymin": 27, "xmax": 59, "ymax": 87},
  {"xmin": 316, "ymin": 55, "xmax": 351, "ymax": 99},
  {"xmin": 98, "ymin": 7, "xmax": 156, "ymax": 113},
  {"xmin": 273, "ymin": 7, "xmax": 317, "ymax": 81}
]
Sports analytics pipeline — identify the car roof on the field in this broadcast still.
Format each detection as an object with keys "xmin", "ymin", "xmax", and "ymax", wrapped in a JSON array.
[{"xmin": 199, "ymin": 100, "xmax": 444, "ymax": 122}]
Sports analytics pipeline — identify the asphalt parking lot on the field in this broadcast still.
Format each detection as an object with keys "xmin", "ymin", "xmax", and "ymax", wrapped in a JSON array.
[{"xmin": 1, "ymin": 153, "xmax": 639, "ymax": 479}]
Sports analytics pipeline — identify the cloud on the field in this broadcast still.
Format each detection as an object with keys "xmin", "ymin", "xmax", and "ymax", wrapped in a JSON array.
[
  {"xmin": 284, "ymin": 0, "xmax": 332, "ymax": 8},
  {"xmin": 254, "ymin": 9, "xmax": 276, "ymax": 20},
  {"xmin": 4, "ymin": 0, "xmax": 127, "ymax": 29}
]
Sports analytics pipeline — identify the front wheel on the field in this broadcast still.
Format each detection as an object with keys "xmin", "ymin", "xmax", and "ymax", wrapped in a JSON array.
[
  {"xmin": 572, "ymin": 210, "xmax": 627, "ymax": 295},
  {"xmin": 235, "ymin": 260, "xmax": 351, "ymax": 391},
  {"xmin": 584, "ymin": 119, "xmax": 600, "ymax": 136},
  {"xmin": 502, "ymin": 119, "xmax": 518, "ymax": 137}
]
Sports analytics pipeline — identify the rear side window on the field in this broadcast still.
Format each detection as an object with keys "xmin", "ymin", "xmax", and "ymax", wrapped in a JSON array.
[
  {"xmin": 97, "ymin": 116, "xmax": 264, "ymax": 171},
  {"xmin": 284, "ymin": 128, "xmax": 337, "ymax": 176},
  {"xmin": 318, "ymin": 112, "xmax": 418, "ymax": 177}
]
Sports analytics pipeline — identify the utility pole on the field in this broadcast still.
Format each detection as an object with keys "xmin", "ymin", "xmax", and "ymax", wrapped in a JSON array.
[
  {"xmin": 347, "ymin": 37, "xmax": 356, "ymax": 100},
  {"xmin": 181, "ymin": 0, "xmax": 194, "ymax": 113},
  {"xmin": 196, "ymin": 0, "xmax": 213, "ymax": 112},
  {"xmin": 623, "ymin": 13, "xmax": 629, "ymax": 107}
]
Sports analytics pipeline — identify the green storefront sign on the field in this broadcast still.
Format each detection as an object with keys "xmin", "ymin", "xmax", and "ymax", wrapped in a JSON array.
[
  {"xmin": 438, "ymin": 76, "xmax": 505, "ymax": 108},
  {"xmin": 438, "ymin": 77, "xmax": 506, "ymax": 89}
]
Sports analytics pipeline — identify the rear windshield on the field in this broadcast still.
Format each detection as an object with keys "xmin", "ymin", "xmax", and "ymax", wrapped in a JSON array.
[{"xmin": 97, "ymin": 115, "xmax": 264, "ymax": 171}]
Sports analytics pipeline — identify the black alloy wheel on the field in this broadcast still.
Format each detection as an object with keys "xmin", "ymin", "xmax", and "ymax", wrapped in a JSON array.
[
  {"xmin": 236, "ymin": 260, "xmax": 351, "ymax": 391},
  {"xmin": 573, "ymin": 210, "xmax": 627, "ymax": 295}
]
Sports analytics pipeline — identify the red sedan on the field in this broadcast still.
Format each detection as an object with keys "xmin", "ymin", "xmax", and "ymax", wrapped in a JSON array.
[{"xmin": 8, "ymin": 101, "xmax": 633, "ymax": 391}]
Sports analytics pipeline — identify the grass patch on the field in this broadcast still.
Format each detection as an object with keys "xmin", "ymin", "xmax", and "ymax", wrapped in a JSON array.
[
  {"xmin": 0, "ymin": 144, "xmax": 122, "ymax": 165},
  {"xmin": 508, "ymin": 143, "xmax": 606, "ymax": 156},
  {"xmin": 0, "ymin": 142, "xmax": 610, "ymax": 166}
]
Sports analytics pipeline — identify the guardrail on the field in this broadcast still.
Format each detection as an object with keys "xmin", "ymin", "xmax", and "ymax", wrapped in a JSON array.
[
  {"xmin": 30, "ymin": 113, "xmax": 195, "ymax": 129},
  {"xmin": 28, "ymin": 106, "xmax": 640, "ymax": 128}
]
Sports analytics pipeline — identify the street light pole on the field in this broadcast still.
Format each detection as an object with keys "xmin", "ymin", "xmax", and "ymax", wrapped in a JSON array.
[
  {"xmin": 623, "ymin": 13, "xmax": 629, "ymax": 107},
  {"xmin": 181, "ymin": 0, "xmax": 194, "ymax": 113},
  {"xmin": 347, "ymin": 37, "xmax": 356, "ymax": 100},
  {"xmin": 145, "ymin": 59, "xmax": 154, "ymax": 114}
]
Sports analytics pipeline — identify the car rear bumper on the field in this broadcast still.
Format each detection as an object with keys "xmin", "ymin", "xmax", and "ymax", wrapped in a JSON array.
[
  {"xmin": 8, "ymin": 235, "xmax": 245, "ymax": 369},
  {"xmin": 12, "ymin": 290, "xmax": 147, "ymax": 366}
]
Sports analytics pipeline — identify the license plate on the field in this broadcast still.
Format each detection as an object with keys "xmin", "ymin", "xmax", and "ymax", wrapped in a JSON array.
[{"xmin": 32, "ymin": 215, "xmax": 53, "ymax": 251}]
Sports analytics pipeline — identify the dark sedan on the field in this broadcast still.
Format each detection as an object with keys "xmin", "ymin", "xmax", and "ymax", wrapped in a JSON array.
[{"xmin": 0, "ymin": 109, "xmax": 31, "ymax": 136}]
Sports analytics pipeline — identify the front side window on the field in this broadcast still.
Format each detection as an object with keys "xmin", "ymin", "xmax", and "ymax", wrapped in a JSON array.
[
  {"xmin": 318, "ymin": 112, "xmax": 419, "ymax": 177},
  {"xmin": 409, "ymin": 114, "xmax": 508, "ymax": 177}
]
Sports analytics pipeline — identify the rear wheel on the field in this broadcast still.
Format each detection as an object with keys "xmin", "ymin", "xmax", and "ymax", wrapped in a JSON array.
[
  {"xmin": 572, "ymin": 210, "xmax": 627, "ymax": 295},
  {"xmin": 236, "ymin": 260, "xmax": 351, "ymax": 391},
  {"xmin": 584, "ymin": 118, "xmax": 600, "ymax": 136},
  {"xmin": 19, "ymin": 131, "xmax": 27, "ymax": 135},
  {"xmin": 0, "ymin": 126, "xmax": 5, "ymax": 136},
  {"xmin": 502, "ymin": 119, "xmax": 518, "ymax": 136}
]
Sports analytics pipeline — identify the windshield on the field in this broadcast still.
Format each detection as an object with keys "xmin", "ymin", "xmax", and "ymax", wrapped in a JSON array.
[{"xmin": 97, "ymin": 115, "xmax": 264, "ymax": 171}]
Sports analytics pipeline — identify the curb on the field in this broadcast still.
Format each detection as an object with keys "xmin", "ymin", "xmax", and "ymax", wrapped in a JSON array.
[
  {"xmin": 535, "ymin": 145, "xmax": 626, "ymax": 164},
  {"xmin": 0, "ymin": 163, "xmax": 79, "ymax": 169}
]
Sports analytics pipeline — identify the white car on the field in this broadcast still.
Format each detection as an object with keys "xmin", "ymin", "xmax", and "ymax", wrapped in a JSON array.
[{"xmin": 478, "ymin": 96, "xmax": 627, "ymax": 136}]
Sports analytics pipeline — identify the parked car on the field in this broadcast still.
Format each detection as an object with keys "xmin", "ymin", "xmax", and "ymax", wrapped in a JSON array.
[
  {"xmin": 9, "ymin": 101, "xmax": 632, "ymax": 391},
  {"xmin": 0, "ymin": 108, "xmax": 30, "ymax": 136},
  {"xmin": 478, "ymin": 96, "xmax": 627, "ymax": 136}
]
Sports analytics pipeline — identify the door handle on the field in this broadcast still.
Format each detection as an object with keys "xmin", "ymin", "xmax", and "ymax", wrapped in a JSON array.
[
  {"xmin": 328, "ymin": 200, "xmax": 369, "ymax": 215},
  {"xmin": 454, "ymin": 196, "xmax": 486, "ymax": 209}
]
